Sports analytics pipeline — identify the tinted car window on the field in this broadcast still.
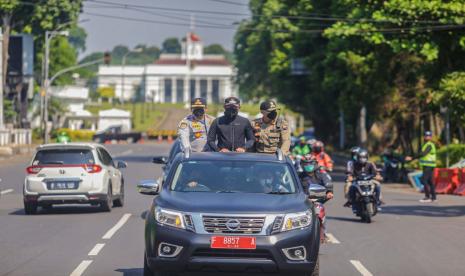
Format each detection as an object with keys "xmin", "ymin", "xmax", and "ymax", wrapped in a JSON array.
[
  {"xmin": 33, "ymin": 149, "xmax": 95, "ymax": 165},
  {"xmin": 171, "ymin": 161, "xmax": 297, "ymax": 193},
  {"xmin": 98, "ymin": 148, "xmax": 114, "ymax": 166}
]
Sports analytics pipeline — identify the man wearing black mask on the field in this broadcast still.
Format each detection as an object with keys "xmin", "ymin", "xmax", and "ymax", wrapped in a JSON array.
[
  {"xmin": 252, "ymin": 100, "xmax": 291, "ymax": 154},
  {"xmin": 207, "ymin": 97, "xmax": 254, "ymax": 152},
  {"xmin": 177, "ymin": 98, "xmax": 215, "ymax": 152}
]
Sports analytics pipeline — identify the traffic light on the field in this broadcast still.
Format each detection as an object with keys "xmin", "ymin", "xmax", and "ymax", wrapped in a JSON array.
[{"xmin": 103, "ymin": 52, "xmax": 111, "ymax": 65}]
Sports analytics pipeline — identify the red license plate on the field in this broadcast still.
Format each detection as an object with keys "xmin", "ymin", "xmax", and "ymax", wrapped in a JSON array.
[{"xmin": 210, "ymin": 236, "xmax": 256, "ymax": 250}]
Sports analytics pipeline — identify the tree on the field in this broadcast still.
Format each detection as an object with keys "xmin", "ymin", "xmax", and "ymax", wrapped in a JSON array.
[
  {"xmin": 68, "ymin": 26, "xmax": 87, "ymax": 54},
  {"xmin": 162, "ymin": 37, "xmax": 181, "ymax": 54}
]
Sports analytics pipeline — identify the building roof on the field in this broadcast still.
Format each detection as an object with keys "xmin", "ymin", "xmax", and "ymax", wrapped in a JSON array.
[
  {"xmin": 98, "ymin": 108, "xmax": 131, "ymax": 118},
  {"xmin": 154, "ymin": 58, "xmax": 231, "ymax": 66}
]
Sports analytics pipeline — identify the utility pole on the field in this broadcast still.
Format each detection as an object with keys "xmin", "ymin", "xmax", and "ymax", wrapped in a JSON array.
[{"xmin": 0, "ymin": 27, "xmax": 4, "ymax": 130}]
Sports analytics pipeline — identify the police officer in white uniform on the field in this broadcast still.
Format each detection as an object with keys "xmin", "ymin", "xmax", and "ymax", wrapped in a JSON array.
[{"xmin": 177, "ymin": 98, "xmax": 215, "ymax": 152}]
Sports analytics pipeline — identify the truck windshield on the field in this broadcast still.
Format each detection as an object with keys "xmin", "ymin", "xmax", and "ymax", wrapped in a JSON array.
[
  {"xmin": 33, "ymin": 149, "xmax": 95, "ymax": 165},
  {"xmin": 170, "ymin": 161, "xmax": 297, "ymax": 194}
]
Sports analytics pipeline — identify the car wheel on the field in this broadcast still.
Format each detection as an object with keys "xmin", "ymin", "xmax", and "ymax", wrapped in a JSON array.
[
  {"xmin": 100, "ymin": 184, "xmax": 113, "ymax": 212},
  {"xmin": 113, "ymin": 181, "xmax": 124, "ymax": 207},
  {"xmin": 310, "ymin": 256, "xmax": 320, "ymax": 276},
  {"xmin": 24, "ymin": 202, "xmax": 38, "ymax": 215},
  {"xmin": 144, "ymin": 253, "xmax": 155, "ymax": 276}
]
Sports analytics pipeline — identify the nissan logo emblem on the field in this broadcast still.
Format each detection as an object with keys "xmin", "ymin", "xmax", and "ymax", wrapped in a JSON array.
[{"xmin": 225, "ymin": 219, "xmax": 241, "ymax": 231}]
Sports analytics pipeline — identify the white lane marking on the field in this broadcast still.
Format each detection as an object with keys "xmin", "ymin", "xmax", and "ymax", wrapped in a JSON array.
[
  {"xmin": 1, "ymin": 189, "xmax": 14, "ymax": 195},
  {"xmin": 113, "ymin": 149, "xmax": 133, "ymax": 158},
  {"xmin": 102, "ymin": 213, "xmax": 131, "ymax": 239},
  {"xmin": 88, "ymin": 243, "xmax": 105, "ymax": 256},
  {"xmin": 326, "ymin": 233, "xmax": 341, "ymax": 244},
  {"xmin": 70, "ymin": 260, "xmax": 93, "ymax": 276},
  {"xmin": 350, "ymin": 260, "xmax": 374, "ymax": 276}
]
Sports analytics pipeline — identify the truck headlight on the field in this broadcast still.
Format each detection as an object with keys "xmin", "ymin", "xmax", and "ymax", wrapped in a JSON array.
[
  {"xmin": 282, "ymin": 210, "xmax": 312, "ymax": 232},
  {"xmin": 154, "ymin": 207, "xmax": 185, "ymax": 229}
]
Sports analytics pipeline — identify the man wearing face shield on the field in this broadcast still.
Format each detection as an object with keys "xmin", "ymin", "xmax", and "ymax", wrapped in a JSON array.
[
  {"xmin": 252, "ymin": 100, "xmax": 291, "ymax": 155},
  {"xmin": 207, "ymin": 97, "xmax": 254, "ymax": 152},
  {"xmin": 177, "ymin": 98, "xmax": 215, "ymax": 152}
]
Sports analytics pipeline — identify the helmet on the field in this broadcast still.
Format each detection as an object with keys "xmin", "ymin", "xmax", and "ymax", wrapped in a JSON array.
[
  {"xmin": 356, "ymin": 149, "xmax": 369, "ymax": 165},
  {"xmin": 350, "ymin": 146, "xmax": 361, "ymax": 159},
  {"xmin": 302, "ymin": 158, "xmax": 318, "ymax": 173},
  {"xmin": 299, "ymin": 136, "xmax": 306, "ymax": 144},
  {"xmin": 312, "ymin": 141, "xmax": 324, "ymax": 153},
  {"xmin": 307, "ymin": 139, "xmax": 316, "ymax": 146}
]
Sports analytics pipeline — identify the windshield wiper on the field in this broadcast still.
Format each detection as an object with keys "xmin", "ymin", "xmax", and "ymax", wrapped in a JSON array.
[
  {"xmin": 42, "ymin": 161, "xmax": 64, "ymax": 165},
  {"xmin": 266, "ymin": 191, "xmax": 293, "ymax": 195}
]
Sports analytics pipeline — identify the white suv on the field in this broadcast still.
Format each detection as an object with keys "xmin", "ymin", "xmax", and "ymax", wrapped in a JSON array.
[{"xmin": 23, "ymin": 143, "xmax": 126, "ymax": 214}]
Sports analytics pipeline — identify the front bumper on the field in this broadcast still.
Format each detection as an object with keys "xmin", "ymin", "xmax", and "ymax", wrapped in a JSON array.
[
  {"xmin": 23, "ymin": 193, "xmax": 107, "ymax": 206},
  {"xmin": 145, "ymin": 215, "xmax": 320, "ymax": 274}
]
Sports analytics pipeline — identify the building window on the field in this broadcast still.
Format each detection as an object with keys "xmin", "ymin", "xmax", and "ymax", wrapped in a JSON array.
[
  {"xmin": 200, "ymin": 79, "xmax": 207, "ymax": 99},
  {"xmin": 164, "ymin": 78, "xmax": 172, "ymax": 103},
  {"xmin": 176, "ymin": 79, "xmax": 184, "ymax": 103},
  {"xmin": 212, "ymin": 79, "xmax": 220, "ymax": 103},
  {"xmin": 190, "ymin": 79, "xmax": 196, "ymax": 100}
]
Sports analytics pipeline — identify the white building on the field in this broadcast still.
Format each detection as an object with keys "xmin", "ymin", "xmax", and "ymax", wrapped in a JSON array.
[{"xmin": 97, "ymin": 32, "xmax": 237, "ymax": 104}]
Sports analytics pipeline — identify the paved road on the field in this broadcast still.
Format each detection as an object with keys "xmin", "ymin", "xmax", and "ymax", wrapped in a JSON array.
[{"xmin": 0, "ymin": 143, "xmax": 464, "ymax": 276}]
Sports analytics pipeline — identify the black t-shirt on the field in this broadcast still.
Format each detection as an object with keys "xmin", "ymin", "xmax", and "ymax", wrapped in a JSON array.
[
  {"xmin": 207, "ymin": 115, "xmax": 255, "ymax": 152},
  {"xmin": 348, "ymin": 162, "xmax": 378, "ymax": 178}
]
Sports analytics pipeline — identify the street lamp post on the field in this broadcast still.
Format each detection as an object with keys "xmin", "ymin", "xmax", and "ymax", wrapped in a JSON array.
[
  {"xmin": 0, "ymin": 27, "xmax": 4, "ymax": 130},
  {"xmin": 42, "ymin": 29, "xmax": 69, "ymax": 143},
  {"xmin": 121, "ymin": 48, "xmax": 143, "ymax": 105}
]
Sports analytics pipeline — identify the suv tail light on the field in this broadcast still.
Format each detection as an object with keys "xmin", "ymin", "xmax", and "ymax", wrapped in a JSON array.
[
  {"xmin": 84, "ymin": 164, "xmax": 102, "ymax": 173},
  {"xmin": 26, "ymin": 166, "xmax": 42, "ymax": 174}
]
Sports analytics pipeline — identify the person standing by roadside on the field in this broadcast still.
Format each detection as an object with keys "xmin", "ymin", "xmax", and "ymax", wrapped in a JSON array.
[
  {"xmin": 207, "ymin": 97, "xmax": 255, "ymax": 152},
  {"xmin": 177, "ymin": 98, "xmax": 215, "ymax": 152},
  {"xmin": 406, "ymin": 131, "xmax": 438, "ymax": 203},
  {"xmin": 252, "ymin": 100, "xmax": 291, "ymax": 155}
]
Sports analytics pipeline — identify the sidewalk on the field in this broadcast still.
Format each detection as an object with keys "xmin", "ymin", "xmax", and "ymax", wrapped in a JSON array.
[{"xmin": 0, "ymin": 144, "xmax": 36, "ymax": 164}]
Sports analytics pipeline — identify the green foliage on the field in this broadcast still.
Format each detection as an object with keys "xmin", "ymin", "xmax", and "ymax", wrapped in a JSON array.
[
  {"xmin": 234, "ymin": 0, "xmax": 465, "ymax": 151},
  {"xmin": 434, "ymin": 72, "xmax": 465, "ymax": 124},
  {"xmin": 97, "ymin": 87, "xmax": 115, "ymax": 99},
  {"xmin": 52, "ymin": 128, "xmax": 95, "ymax": 142},
  {"xmin": 162, "ymin": 37, "xmax": 181, "ymax": 54},
  {"xmin": 68, "ymin": 26, "xmax": 87, "ymax": 54},
  {"xmin": 437, "ymin": 144, "xmax": 465, "ymax": 168}
]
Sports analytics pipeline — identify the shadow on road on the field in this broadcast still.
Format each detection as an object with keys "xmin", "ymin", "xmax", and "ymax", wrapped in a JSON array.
[
  {"xmin": 9, "ymin": 205, "xmax": 103, "ymax": 216},
  {"xmin": 140, "ymin": 210, "xmax": 148, "ymax": 220},
  {"xmin": 381, "ymin": 204, "xmax": 465, "ymax": 217},
  {"xmin": 115, "ymin": 268, "xmax": 143, "ymax": 275},
  {"xmin": 327, "ymin": 216, "xmax": 361, "ymax": 223}
]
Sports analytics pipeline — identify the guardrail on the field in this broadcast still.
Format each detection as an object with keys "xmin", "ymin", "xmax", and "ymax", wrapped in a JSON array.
[{"xmin": 0, "ymin": 129, "xmax": 32, "ymax": 146}]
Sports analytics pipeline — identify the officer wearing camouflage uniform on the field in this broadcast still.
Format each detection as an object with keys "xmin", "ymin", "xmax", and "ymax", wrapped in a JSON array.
[
  {"xmin": 252, "ymin": 100, "xmax": 291, "ymax": 155},
  {"xmin": 177, "ymin": 98, "xmax": 215, "ymax": 152}
]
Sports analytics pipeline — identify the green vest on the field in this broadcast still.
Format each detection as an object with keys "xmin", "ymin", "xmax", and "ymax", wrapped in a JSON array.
[{"xmin": 419, "ymin": 141, "xmax": 436, "ymax": 167}]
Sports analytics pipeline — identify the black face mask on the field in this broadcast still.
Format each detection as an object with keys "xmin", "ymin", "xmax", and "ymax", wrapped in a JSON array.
[
  {"xmin": 224, "ymin": 108, "xmax": 238, "ymax": 118},
  {"xmin": 193, "ymin": 108, "xmax": 205, "ymax": 118},
  {"xmin": 267, "ymin": 111, "xmax": 278, "ymax": 120}
]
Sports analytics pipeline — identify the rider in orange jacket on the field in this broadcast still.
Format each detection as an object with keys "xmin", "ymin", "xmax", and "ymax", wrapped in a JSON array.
[{"xmin": 309, "ymin": 141, "xmax": 334, "ymax": 172}]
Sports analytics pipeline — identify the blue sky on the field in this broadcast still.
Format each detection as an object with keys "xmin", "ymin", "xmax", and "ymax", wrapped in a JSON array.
[{"xmin": 79, "ymin": 0, "xmax": 251, "ymax": 56}]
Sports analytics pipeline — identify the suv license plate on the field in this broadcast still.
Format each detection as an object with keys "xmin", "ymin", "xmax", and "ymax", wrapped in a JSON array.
[
  {"xmin": 47, "ymin": 181, "xmax": 79, "ymax": 190},
  {"xmin": 211, "ymin": 236, "xmax": 256, "ymax": 249}
]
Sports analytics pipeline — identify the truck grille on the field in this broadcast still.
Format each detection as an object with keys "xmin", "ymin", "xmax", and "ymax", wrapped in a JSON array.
[{"xmin": 202, "ymin": 215, "xmax": 265, "ymax": 234}]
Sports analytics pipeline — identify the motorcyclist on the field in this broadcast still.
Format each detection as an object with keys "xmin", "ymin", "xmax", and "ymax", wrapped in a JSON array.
[
  {"xmin": 344, "ymin": 146, "xmax": 361, "ymax": 198},
  {"xmin": 309, "ymin": 141, "xmax": 334, "ymax": 172},
  {"xmin": 56, "ymin": 131, "xmax": 71, "ymax": 143},
  {"xmin": 292, "ymin": 137, "xmax": 311, "ymax": 156},
  {"xmin": 300, "ymin": 158, "xmax": 333, "ymax": 200},
  {"xmin": 344, "ymin": 149, "xmax": 383, "ymax": 211}
]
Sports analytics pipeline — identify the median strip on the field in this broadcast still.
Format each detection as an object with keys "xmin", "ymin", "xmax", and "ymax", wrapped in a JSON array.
[
  {"xmin": 102, "ymin": 213, "xmax": 132, "ymax": 239},
  {"xmin": 350, "ymin": 260, "xmax": 373, "ymax": 276}
]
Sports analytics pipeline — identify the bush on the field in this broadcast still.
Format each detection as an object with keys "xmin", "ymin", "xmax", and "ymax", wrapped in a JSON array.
[
  {"xmin": 52, "ymin": 128, "xmax": 95, "ymax": 142},
  {"xmin": 437, "ymin": 144, "xmax": 465, "ymax": 167}
]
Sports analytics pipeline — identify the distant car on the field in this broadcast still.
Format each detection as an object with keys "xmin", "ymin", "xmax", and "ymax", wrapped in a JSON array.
[
  {"xmin": 23, "ymin": 143, "xmax": 127, "ymax": 214},
  {"xmin": 138, "ymin": 151, "xmax": 321, "ymax": 276},
  {"xmin": 93, "ymin": 125, "xmax": 143, "ymax": 144}
]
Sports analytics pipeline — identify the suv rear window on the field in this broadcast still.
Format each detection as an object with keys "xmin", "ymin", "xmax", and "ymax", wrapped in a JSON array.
[
  {"xmin": 33, "ymin": 149, "xmax": 95, "ymax": 165},
  {"xmin": 171, "ymin": 161, "xmax": 297, "ymax": 194}
]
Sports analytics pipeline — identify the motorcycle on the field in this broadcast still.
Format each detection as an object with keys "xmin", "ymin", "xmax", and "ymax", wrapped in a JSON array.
[
  {"xmin": 350, "ymin": 174, "xmax": 378, "ymax": 223},
  {"xmin": 308, "ymin": 184, "xmax": 327, "ymax": 242}
]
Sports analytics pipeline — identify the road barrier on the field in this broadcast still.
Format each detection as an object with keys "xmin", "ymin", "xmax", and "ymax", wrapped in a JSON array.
[
  {"xmin": 0, "ymin": 129, "xmax": 32, "ymax": 146},
  {"xmin": 433, "ymin": 168, "xmax": 459, "ymax": 194},
  {"xmin": 453, "ymin": 169, "xmax": 465, "ymax": 196}
]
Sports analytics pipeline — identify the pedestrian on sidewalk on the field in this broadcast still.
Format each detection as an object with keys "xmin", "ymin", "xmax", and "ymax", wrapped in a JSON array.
[{"xmin": 406, "ymin": 131, "xmax": 438, "ymax": 203}]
